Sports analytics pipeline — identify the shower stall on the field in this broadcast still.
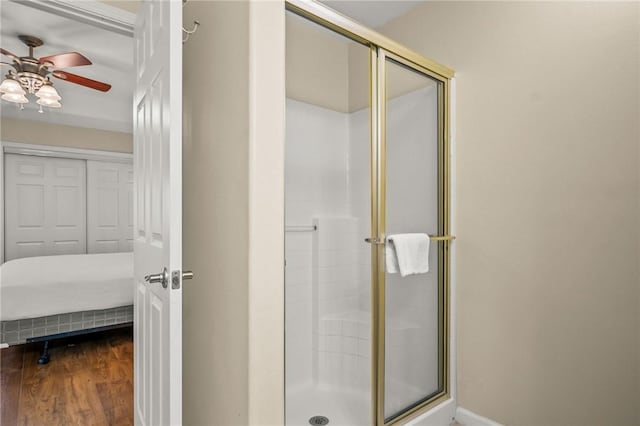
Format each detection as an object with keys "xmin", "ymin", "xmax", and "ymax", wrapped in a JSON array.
[{"xmin": 284, "ymin": 2, "xmax": 454, "ymax": 425}]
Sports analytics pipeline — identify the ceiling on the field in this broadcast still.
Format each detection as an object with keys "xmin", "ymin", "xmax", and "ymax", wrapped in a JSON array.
[
  {"xmin": 321, "ymin": 1, "xmax": 426, "ymax": 28},
  {"xmin": 0, "ymin": 1, "xmax": 134, "ymax": 133}
]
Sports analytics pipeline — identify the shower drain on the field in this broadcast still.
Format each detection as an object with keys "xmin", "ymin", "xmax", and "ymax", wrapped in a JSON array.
[{"xmin": 309, "ymin": 415, "xmax": 329, "ymax": 425}]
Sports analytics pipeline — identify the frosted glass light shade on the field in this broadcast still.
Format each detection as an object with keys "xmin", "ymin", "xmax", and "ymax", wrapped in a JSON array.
[
  {"xmin": 1, "ymin": 92, "xmax": 28, "ymax": 103},
  {"xmin": 0, "ymin": 78, "xmax": 25, "ymax": 95},
  {"xmin": 36, "ymin": 84, "xmax": 61, "ymax": 100},
  {"xmin": 36, "ymin": 97, "xmax": 62, "ymax": 108}
]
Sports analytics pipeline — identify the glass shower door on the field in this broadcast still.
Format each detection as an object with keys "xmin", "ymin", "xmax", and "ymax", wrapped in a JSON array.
[
  {"xmin": 380, "ymin": 54, "xmax": 447, "ymax": 423},
  {"xmin": 284, "ymin": 9, "xmax": 374, "ymax": 426},
  {"xmin": 285, "ymin": 3, "xmax": 453, "ymax": 424}
]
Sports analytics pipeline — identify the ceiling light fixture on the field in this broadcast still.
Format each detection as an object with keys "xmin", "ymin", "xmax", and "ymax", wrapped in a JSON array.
[
  {"xmin": 34, "ymin": 83, "xmax": 61, "ymax": 112},
  {"xmin": 0, "ymin": 34, "xmax": 112, "ymax": 112},
  {"xmin": 0, "ymin": 77, "xmax": 24, "ymax": 94},
  {"xmin": 1, "ymin": 90, "xmax": 29, "ymax": 104},
  {"xmin": 35, "ymin": 83, "xmax": 61, "ymax": 100}
]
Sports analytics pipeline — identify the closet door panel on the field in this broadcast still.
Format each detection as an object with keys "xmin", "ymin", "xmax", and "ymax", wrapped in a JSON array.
[
  {"xmin": 11, "ymin": 160, "xmax": 47, "ymax": 259},
  {"xmin": 14, "ymin": 241, "xmax": 47, "ymax": 259},
  {"xmin": 4, "ymin": 154, "xmax": 86, "ymax": 261},
  {"xmin": 16, "ymin": 183, "xmax": 45, "ymax": 227},
  {"xmin": 49, "ymin": 159, "xmax": 86, "ymax": 255},
  {"xmin": 87, "ymin": 161, "xmax": 134, "ymax": 253}
]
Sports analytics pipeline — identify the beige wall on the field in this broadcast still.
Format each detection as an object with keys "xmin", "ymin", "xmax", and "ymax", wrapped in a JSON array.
[
  {"xmin": 0, "ymin": 117, "xmax": 132, "ymax": 153},
  {"xmin": 347, "ymin": 42, "xmax": 370, "ymax": 112},
  {"xmin": 182, "ymin": 1, "xmax": 284, "ymax": 425},
  {"xmin": 248, "ymin": 2, "xmax": 285, "ymax": 423},
  {"xmin": 380, "ymin": 2, "xmax": 640, "ymax": 425},
  {"xmin": 183, "ymin": 2, "xmax": 250, "ymax": 424},
  {"xmin": 286, "ymin": 11, "xmax": 350, "ymax": 112}
]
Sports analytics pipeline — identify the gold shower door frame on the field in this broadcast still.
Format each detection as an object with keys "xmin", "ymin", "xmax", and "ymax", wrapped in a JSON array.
[{"xmin": 285, "ymin": 1, "xmax": 454, "ymax": 425}]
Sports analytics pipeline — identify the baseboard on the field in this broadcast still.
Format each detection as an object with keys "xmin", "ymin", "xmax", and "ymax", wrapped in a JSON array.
[
  {"xmin": 0, "ymin": 343, "xmax": 8, "ymax": 349},
  {"xmin": 455, "ymin": 407, "xmax": 503, "ymax": 426},
  {"xmin": 405, "ymin": 398, "xmax": 456, "ymax": 426}
]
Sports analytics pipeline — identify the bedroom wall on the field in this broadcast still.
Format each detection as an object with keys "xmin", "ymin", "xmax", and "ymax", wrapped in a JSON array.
[
  {"xmin": 379, "ymin": 2, "xmax": 640, "ymax": 425},
  {"xmin": 0, "ymin": 118, "xmax": 133, "ymax": 153}
]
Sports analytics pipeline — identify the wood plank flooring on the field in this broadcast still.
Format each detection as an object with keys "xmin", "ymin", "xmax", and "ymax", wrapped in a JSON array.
[{"xmin": 1, "ymin": 328, "xmax": 133, "ymax": 426}]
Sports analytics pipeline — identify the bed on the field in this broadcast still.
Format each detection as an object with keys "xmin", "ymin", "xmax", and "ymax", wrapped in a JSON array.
[{"xmin": 0, "ymin": 252, "xmax": 134, "ymax": 353}]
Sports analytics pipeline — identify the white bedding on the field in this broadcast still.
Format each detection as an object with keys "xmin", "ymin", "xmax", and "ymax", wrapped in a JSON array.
[{"xmin": 0, "ymin": 253, "xmax": 134, "ymax": 322}]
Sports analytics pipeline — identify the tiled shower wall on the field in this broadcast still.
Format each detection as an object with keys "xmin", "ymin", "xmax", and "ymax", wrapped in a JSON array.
[
  {"xmin": 313, "ymin": 217, "xmax": 369, "ymax": 392},
  {"xmin": 286, "ymin": 98, "xmax": 372, "ymax": 393},
  {"xmin": 285, "ymin": 99, "xmax": 350, "ymax": 389}
]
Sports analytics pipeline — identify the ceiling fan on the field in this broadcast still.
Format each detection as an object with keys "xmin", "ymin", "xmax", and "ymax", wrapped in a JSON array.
[{"xmin": 0, "ymin": 34, "xmax": 112, "ymax": 111}]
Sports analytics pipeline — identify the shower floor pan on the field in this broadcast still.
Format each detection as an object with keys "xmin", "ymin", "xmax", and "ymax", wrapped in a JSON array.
[{"xmin": 286, "ymin": 384, "xmax": 370, "ymax": 426}]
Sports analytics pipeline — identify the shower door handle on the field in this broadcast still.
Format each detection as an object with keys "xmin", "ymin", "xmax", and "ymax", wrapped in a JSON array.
[{"xmin": 364, "ymin": 237, "xmax": 384, "ymax": 245}]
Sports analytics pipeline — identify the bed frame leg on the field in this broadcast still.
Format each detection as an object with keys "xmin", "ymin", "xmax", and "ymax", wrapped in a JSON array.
[{"xmin": 38, "ymin": 341, "xmax": 50, "ymax": 365}]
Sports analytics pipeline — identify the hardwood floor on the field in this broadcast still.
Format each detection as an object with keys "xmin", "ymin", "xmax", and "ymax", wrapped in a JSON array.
[{"xmin": 1, "ymin": 328, "xmax": 133, "ymax": 426}]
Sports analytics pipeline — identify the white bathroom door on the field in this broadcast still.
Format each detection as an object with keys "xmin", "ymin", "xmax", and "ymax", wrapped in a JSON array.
[{"xmin": 133, "ymin": 0, "xmax": 183, "ymax": 425}]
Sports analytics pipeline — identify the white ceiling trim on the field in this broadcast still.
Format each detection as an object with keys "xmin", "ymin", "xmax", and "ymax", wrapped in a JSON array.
[{"xmin": 11, "ymin": 0, "xmax": 135, "ymax": 37}]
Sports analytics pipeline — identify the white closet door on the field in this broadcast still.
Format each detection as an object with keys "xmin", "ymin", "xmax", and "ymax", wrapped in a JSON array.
[
  {"xmin": 4, "ymin": 154, "xmax": 87, "ymax": 261},
  {"xmin": 87, "ymin": 160, "xmax": 134, "ymax": 253}
]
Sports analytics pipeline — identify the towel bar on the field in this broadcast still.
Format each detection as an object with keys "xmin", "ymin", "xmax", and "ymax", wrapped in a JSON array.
[
  {"xmin": 285, "ymin": 225, "xmax": 317, "ymax": 232},
  {"xmin": 427, "ymin": 235, "xmax": 456, "ymax": 241},
  {"xmin": 365, "ymin": 235, "xmax": 456, "ymax": 244}
]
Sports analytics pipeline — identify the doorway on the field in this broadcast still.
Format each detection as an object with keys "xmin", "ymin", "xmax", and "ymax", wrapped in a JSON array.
[{"xmin": 0, "ymin": 1, "xmax": 137, "ymax": 424}]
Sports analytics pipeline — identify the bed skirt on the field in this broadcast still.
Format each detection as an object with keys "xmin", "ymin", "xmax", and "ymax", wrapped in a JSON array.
[{"xmin": 1, "ymin": 305, "xmax": 134, "ymax": 346}]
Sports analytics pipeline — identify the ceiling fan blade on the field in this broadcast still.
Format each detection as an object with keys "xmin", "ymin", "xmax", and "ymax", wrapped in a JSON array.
[
  {"xmin": 1, "ymin": 48, "xmax": 19, "ymax": 61},
  {"xmin": 39, "ymin": 52, "xmax": 91, "ymax": 69},
  {"xmin": 52, "ymin": 70, "xmax": 111, "ymax": 92}
]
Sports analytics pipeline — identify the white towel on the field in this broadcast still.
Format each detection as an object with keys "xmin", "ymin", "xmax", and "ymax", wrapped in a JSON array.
[
  {"xmin": 385, "ymin": 243, "xmax": 400, "ymax": 274},
  {"xmin": 386, "ymin": 233, "xmax": 430, "ymax": 277}
]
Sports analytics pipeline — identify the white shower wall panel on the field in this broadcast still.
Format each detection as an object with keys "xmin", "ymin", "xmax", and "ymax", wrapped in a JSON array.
[
  {"xmin": 285, "ymin": 99, "xmax": 350, "ymax": 222},
  {"xmin": 313, "ymin": 217, "xmax": 367, "ymax": 392},
  {"xmin": 285, "ymin": 99, "xmax": 351, "ymax": 389}
]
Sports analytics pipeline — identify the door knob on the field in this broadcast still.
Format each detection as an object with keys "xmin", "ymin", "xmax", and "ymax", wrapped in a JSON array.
[{"xmin": 145, "ymin": 267, "xmax": 169, "ymax": 288}]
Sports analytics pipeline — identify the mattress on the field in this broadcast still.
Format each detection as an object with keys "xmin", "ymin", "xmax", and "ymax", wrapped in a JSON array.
[{"xmin": 0, "ymin": 252, "xmax": 134, "ymax": 322}]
